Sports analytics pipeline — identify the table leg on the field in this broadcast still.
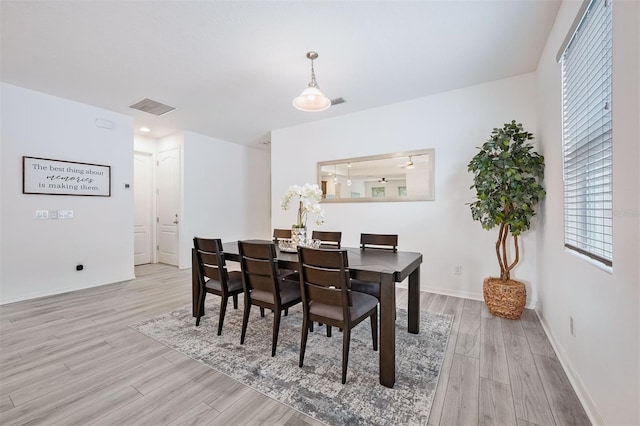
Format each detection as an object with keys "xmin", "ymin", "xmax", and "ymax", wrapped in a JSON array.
[
  {"xmin": 408, "ymin": 265, "xmax": 420, "ymax": 334},
  {"xmin": 379, "ymin": 272, "xmax": 396, "ymax": 388},
  {"xmin": 192, "ymin": 248, "xmax": 199, "ymax": 317}
]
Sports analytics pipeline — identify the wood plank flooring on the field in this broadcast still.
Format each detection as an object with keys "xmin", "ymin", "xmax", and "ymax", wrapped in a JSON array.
[{"xmin": 0, "ymin": 264, "xmax": 590, "ymax": 425}]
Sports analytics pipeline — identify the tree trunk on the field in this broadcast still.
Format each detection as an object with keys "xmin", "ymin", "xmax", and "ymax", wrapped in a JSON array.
[
  {"xmin": 495, "ymin": 223, "xmax": 506, "ymax": 279},
  {"xmin": 498, "ymin": 230, "xmax": 520, "ymax": 281},
  {"xmin": 500, "ymin": 226, "xmax": 509, "ymax": 280},
  {"xmin": 504, "ymin": 235, "xmax": 520, "ymax": 279}
]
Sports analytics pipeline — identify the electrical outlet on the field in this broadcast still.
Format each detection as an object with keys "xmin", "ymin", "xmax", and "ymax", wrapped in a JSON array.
[
  {"xmin": 570, "ymin": 316, "xmax": 575, "ymax": 337},
  {"xmin": 454, "ymin": 265, "xmax": 462, "ymax": 275},
  {"xmin": 35, "ymin": 210, "xmax": 49, "ymax": 219}
]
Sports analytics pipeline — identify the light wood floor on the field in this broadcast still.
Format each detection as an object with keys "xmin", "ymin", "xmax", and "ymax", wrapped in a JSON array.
[{"xmin": 0, "ymin": 264, "xmax": 590, "ymax": 425}]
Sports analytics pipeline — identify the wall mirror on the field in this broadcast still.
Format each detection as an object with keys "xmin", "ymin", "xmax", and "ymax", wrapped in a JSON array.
[{"xmin": 318, "ymin": 149, "xmax": 435, "ymax": 202}]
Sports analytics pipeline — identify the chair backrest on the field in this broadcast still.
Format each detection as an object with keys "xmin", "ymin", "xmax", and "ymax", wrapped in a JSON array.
[
  {"xmin": 193, "ymin": 237, "xmax": 229, "ymax": 286},
  {"xmin": 272, "ymin": 228, "xmax": 292, "ymax": 241},
  {"xmin": 311, "ymin": 230, "xmax": 342, "ymax": 248},
  {"xmin": 298, "ymin": 247, "xmax": 352, "ymax": 318},
  {"xmin": 360, "ymin": 233, "xmax": 398, "ymax": 252},
  {"xmin": 238, "ymin": 241, "xmax": 281, "ymax": 305}
]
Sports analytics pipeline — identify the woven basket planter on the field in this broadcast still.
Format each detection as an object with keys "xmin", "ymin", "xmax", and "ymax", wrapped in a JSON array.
[{"xmin": 483, "ymin": 277, "xmax": 526, "ymax": 320}]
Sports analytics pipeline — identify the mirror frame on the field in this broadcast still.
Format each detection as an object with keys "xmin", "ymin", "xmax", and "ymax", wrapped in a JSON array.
[{"xmin": 317, "ymin": 148, "xmax": 435, "ymax": 203}]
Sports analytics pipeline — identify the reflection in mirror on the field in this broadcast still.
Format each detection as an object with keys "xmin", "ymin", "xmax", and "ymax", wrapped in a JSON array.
[{"xmin": 318, "ymin": 149, "xmax": 435, "ymax": 202}]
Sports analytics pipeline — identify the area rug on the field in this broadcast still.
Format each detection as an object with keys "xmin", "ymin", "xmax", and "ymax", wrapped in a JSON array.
[{"xmin": 130, "ymin": 301, "xmax": 453, "ymax": 426}]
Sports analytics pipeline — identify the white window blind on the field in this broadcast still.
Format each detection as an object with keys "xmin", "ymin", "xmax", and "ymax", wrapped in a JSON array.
[{"xmin": 562, "ymin": 0, "xmax": 613, "ymax": 266}]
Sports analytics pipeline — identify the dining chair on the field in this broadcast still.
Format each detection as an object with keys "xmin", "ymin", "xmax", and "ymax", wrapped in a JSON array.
[
  {"xmin": 193, "ymin": 237, "xmax": 244, "ymax": 335},
  {"xmin": 238, "ymin": 240, "xmax": 302, "ymax": 357},
  {"xmin": 351, "ymin": 233, "xmax": 399, "ymax": 299},
  {"xmin": 297, "ymin": 247, "xmax": 378, "ymax": 384},
  {"xmin": 360, "ymin": 233, "xmax": 398, "ymax": 252},
  {"xmin": 311, "ymin": 230, "xmax": 342, "ymax": 248},
  {"xmin": 272, "ymin": 228, "xmax": 292, "ymax": 241},
  {"xmin": 272, "ymin": 228, "xmax": 298, "ymax": 282}
]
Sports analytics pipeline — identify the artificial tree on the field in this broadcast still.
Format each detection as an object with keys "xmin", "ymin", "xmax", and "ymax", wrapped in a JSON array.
[{"xmin": 468, "ymin": 121, "xmax": 545, "ymax": 317}]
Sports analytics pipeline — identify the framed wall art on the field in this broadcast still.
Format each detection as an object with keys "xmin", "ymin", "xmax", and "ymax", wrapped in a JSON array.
[{"xmin": 23, "ymin": 156, "xmax": 111, "ymax": 196}]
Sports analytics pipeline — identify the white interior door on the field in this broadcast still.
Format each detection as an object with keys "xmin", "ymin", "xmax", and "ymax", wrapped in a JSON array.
[
  {"xmin": 133, "ymin": 152, "xmax": 153, "ymax": 265},
  {"xmin": 157, "ymin": 148, "xmax": 180, "ymax": 266}
]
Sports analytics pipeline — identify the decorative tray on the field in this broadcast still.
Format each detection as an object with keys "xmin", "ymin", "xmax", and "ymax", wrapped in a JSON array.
[{"xmin": 278, "ymin": 238, "xmax": 321, "ymax": 252}]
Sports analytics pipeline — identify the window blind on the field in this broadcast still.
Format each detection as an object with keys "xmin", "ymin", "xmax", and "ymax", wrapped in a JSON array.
[{"xmin": 562, "ymin": 0, "xmax": 613, "ymax": 266}]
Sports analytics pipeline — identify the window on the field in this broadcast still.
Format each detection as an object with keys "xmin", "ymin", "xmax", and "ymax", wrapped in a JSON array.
[{"xmin": 561, "ymin": 0, "xmax": 613, "ymax": 266}]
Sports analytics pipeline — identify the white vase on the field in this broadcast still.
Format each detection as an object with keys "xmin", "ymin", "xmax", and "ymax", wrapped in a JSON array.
[{"xmin": 291, "ymin": 226, "xmax": 307, "ymax": 248}]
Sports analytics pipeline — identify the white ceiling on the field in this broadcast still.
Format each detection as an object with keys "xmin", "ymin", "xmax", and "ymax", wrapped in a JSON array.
[{"xmin": 1, "ymin": 1, "xmax": 560, "ymax": 149}]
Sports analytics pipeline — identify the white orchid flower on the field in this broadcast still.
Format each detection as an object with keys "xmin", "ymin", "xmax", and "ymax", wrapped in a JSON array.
[{"xmin": 281, "ymin": 182, "xmax": 325, "ymax": 228}]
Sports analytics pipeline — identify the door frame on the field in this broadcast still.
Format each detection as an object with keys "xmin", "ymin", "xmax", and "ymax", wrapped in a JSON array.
[{"xmin": 134, "ymin": 150, "xmax": 158, "ymax": 264}]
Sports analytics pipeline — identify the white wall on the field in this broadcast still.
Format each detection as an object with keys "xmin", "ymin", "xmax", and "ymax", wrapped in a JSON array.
[
  {"xmin": 134, "ymin": 134, "xmax": 158, "ymax": 154},
  {"xmin": 535, "ymin": 1, "xmax": 640, "ymax": 424},
  {"xmin": 180, "ymin": 131, "xmax": 271, "ymax": 269},
  {"xmin": 0, "ymin": 83, "xmax": 135, "ymax": 303},
  {"xmin": 272, "ymin": 73, "xmax": 539, "ymax": 303}
]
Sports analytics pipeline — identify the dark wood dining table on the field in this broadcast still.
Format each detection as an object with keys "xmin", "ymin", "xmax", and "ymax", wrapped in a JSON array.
[{"xmin": 191, "ymin": 240, "xmax": 423, "ymax": 388}]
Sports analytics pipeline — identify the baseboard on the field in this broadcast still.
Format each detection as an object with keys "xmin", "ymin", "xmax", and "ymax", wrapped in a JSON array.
[
  {"xmin": 0, "ymin": 274, "xmax": 137, "ymax": 305},
  {"xmin": 534, "ymin": 309, "xmax": 605, "ymax": 425},
  {"xmin": 423, "ymin": 285, "xmax": 483, "ymax": 302},
  {"xmin": 422, "ymin": 285, "xmax": 538, "ymax": 309}
]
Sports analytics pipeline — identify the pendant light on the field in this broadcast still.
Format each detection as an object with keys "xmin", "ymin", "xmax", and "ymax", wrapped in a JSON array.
[
  {"xmin": 293, "ymin": 51, "xmax": 331, "ymax": 112},
  {"xmin": 406, "ymin": 156, "xmax": 415, "ymax": 169}
]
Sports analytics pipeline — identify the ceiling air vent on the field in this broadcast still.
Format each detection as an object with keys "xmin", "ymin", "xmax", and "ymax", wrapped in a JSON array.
[
  {"xmin": 129, "ymin": 98, "xmax": 176, "ymax": 116},
  {"xmin": 331, "ymin": 97, "xmax": 346, "ymax": 106}
]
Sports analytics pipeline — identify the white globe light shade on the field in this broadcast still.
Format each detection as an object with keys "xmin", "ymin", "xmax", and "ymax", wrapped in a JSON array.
[{"xmin": 292, "ymin": 86, "xmax": 331, "ymax": 112}]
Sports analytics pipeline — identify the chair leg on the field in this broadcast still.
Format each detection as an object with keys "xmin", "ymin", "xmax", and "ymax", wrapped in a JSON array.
[
  {"xmin": 342, "ymin": 327, "xmax": 351, "ymax": 384},
  {"xmin": 260, "ymin": 307, "xmax": 265, "ymax": 318},
  {"xmin": 218, "ymin": 296, "xmax": 229, "ymax": 336},
  {"xmin": 284, "ymin": 308, "xmax": 288, "ymax": 316},
  {"xmin": 240, "ymin": 300, "xmax": 251, "ymax": 344},
  {"xmin": 310, "ymin": 321, "xmax": 314, "ymax": 332},
  {"xmin": 271, "ymin": 309, "xmax": 282, "ymax": 357},
  {"xmin": 371, "ymin": 311, "xmax": 378, "ymax": 351},
  {"xmin": 233, "ymin": 294, "xmax": 239, "ymax": 309},
  {"xmin": 299, "ymin": 315, "xmax": 309, "ymax": 367},
  {"xmin": 326, "ymin": 325, "xmax": 332, "ymax": 337},
  {"xmin": 195, "ymin": 288, "xmax": 206, "ymax": 326}
]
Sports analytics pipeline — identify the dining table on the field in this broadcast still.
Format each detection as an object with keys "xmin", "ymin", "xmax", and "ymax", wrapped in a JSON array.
[{"xmin": 191, "ymin": 240, "xmax": 423, "ymax": 388}]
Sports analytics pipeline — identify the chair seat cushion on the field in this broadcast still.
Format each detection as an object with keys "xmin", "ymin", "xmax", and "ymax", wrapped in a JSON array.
[
  {"xmin": 279, "ymin": 270, "xmax": 299, "ymax": 281},
  {"xmin": 350, "ymin": 279, "xmax": 380, "ymax": 299},
  {"xmin": 309, "ymin": 291, "xmax": 378, "ymax": 322},
  {"xmin": 279, "ymin": 281, "xmax": 302, "ymax": 305},
  {"xmin": 250, "ymin": 281, "xmax": 301, "ymax": 305},
  {"xmin": 249, "ymin": 289, "xmax": 272, "ymax": 304},
  {"xmin": 204, "ymin": 271, "xmax": 243, "ymax": 293}
]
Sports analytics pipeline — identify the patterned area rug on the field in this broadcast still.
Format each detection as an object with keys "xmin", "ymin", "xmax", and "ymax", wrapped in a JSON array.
[{"xmin": 131, "ymin": 301, "xmax": 453, "ymax": 426}]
